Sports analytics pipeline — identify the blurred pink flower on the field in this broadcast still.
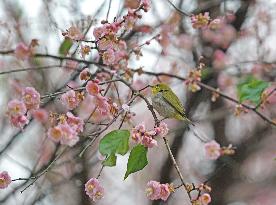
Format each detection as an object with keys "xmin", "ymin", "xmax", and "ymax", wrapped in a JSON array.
[
  {"xmin": 200, "ymin": 193, "xmax": 212, "ymax": 205},
  {"xmin": 14, "ymin": 43, "xmax": 31, "ymax": 60},
  {"xmin": 141, "ymin": 0, "xmax": 151, "ymax": 12},
  {"xmin": 159, "ymin": 184, "xmax": 171, "ymax": 201},
  {"xmin": 146, "ymin": 181, "xmax": 161, "ymax": 200},
  {"xmin": 94, "ymin": 95, "xmax": 110, "ymax": 115},
  {"xmin": 212, "ymin": 49, "xmax": 228, "ymax": 70},
  {"xmin": 93, "ymin": 26, "xmax": 105, "ymax": 40},
  {"xmin": 66, "ymin": 112, "xmax": 84, "ymax": 133},
  {"xmin": 86, "ymin": 81, "xmax": 100, "ymax": 96},
  {"xmin": 10, "ymin": 115, "xmax": 29, "ymax": 129},
  {"xmin": 61, "ymin": 90, "xmax": 81, "ymax": 110},
  {"xmin": 79, "ymin": 68, "xmax": 90, "ymax": 81},
  {"xmin": 80, "ymin": 45, "xmax": 91, "ymax": 59},
  {"xmin": 58, "ymin": 123, "xmax": 79, "ymax": 147},
  {"xmin": 47, "ymin": 126, "xmax": 62, "ymax": 142},
  {"xmin": 155, "ymin": 122, "xmax": 169, "ymax": 137},
  {"xmin": 191, "ymin": 12, "xmax": 210, "ymax": 29},
  {"xmin": 102, "ymin": 48, "xmax": 116, "ymax": 65},
  {"xmin": 142, "ymin": 133, "xmax": 157, "ymax": 148},
  {"xmin": 85, "ymin": 178, "xmax": 104, "ymax": 201},
  {"xmin": 63, "ymin": 26, "xmax": 84, "ymax": 41},
  {"xmin": 0, "ymin": 171, "xmax": 11, "ymax": 189},
  {"xmin": 22, "ymin": 87, "xmax": 40, "ymax": 110},
  {"xmin": 7, "ymin": 99, "xmax": 26, "ymax": 117},
  {"xmin": 204, "ymin": 140, "xmax": 221, "ymax": 160},
  {"xmin": 32, "ymin": 108, "xmax": 48, "ymax": 123}
]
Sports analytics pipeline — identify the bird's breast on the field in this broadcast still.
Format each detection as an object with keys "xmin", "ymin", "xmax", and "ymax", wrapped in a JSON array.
[{"xmin": 151, "ymin": 93, "xmax": 175, "ymax": 118}]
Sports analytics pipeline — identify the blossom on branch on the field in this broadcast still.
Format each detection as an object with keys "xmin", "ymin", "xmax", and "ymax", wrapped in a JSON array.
[
  {"xmin": 22, "ymin": 87, "xmax": 41, "ymax": 110},
  {"xmin": 204, "ymin": 140, "xmax": 221, "ymax": 160},
  {"xmin": 85, "ymin": 178, "xmax": 104, "ymax": 201},
  {"xmin": 61, "ymin": 90, "xmax": 82, "ymax": 110},
  {"xmin": 146, "ymin": 181, "xmax": 173, "ymax": 201},
  {"xmin": 0, "ymin": 171, "xmax": 11, "ymax": 189}
]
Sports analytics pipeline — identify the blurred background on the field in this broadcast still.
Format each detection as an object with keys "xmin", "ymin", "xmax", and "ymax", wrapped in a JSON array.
[{"xmin": 0, "ymin": 0, "xmax": 276, "ymax": 204}]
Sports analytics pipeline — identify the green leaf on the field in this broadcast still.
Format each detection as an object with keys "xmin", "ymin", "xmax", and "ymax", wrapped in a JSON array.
[
  {"xmin": 237, "ymin": 75, "xmax": 269, "ymax": 105},
  {"xmin": 99, "ymin": 130, "xmax": 130, "ymax": 167},
  {"xmin": 124, "ymin": 144, "xmax": 148, "ymax": 180},
  {"xmin": 59, "ymin": 39, "xmax": 73, "ymax": 55},
  {"xmin": 102, "ymin": 154, "xmax": 117, "ymax": 167}
]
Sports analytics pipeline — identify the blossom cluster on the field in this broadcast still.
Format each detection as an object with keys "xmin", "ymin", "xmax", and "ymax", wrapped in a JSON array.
[
  {"xmin": 204, "ymin": 140, "xmax": 235, "ymax": 160},
  {"xmin": 86, "ymin": 80, "xmax": 111, "ymax": 115},
  {"xmin": 191, "ymin": 12, "xmax": 221, "ymax": 30},
  {"xmin": 61, "ymin": 90, "xmax": 85, "ymax": 110},
  {"xmin": 145, "ymin": 180, "xmax": 173, "ymax": 201},
  {"xmin": 131, "ymin": 122, "xmax": 169, "ymax": 148},
  {"xmin": 185, "ymin": 69, "xmax": 202, "ymax": 92},
  {"xmin": 202, "ymin": 17, "xmax": 236, "ymax": 49},
  {"xmin": 47, "ymin": 112, "xmax": 84, "ymax": 147},
  {"xmin": 85, "ymin": 178, "xmax": 104, "ymax": 202},
  {"xmin": 185, "ymin": 183, "xmax": 212, "ymax": 205},
  {"xmin": 7, "ymin": 87, "xmax": 41, "ymax": 129},
  {"xmin": 0, "ymin": 171, "xmax": 11, "ymax": 189}
]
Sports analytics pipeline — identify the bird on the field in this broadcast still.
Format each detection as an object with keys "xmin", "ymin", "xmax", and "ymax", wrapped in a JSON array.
[{"xmin": 151, "ymin": 83, "xmax": 194, "ymax": 125}]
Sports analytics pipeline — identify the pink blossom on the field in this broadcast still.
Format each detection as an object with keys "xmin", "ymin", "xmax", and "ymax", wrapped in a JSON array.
[
  {"xmin": 22, "ymin": 87, "xmax": 40, "ymax": 110},
  {"xmin": 7, "ymin": 99, "xmax": 27, "ymax": 117},
  {"xmin": 14, "ymin": 43, "xmax": 31, "ymax": 60},
  {"xmin": 217, "ymin": 73, "xmax": 234, "ymax": 90},
  {"xmin": 131, "ymin": 122, "xmax": 146, "ymax": 143},
  {"xmin": 204, "ymin": 140, "xmax": 221, "ymax": 160},
  {"xmin": 93, "ymin": 26, "xmax": 105, "ymax": 40},
  {"xmin": 63, "ymin": 26, "xmax": 84, "ymax": 41},
  {"xmin": 85, "ymin": 178, "xmax": 104, "ymax": 201},
  {"xmin": 98, "ymin": 37, "xmax": 115, "ymax": 51},
  {"xmin": 31, "ymin": 108, "xmax": 48, "ymax": 123},
  {"xmin": 61, "ymin": 90, "xmax": 80, "ymax": 110},
  {"xmin": 66, "ymin": 112, "xmax": 84, "ymax": 133},
  {"xmin": 10, "ymin": 115, "xmax": 29, "ymax": 129},
  {"xmin": 141, "ymin": 0, "xmax": 151, "ymax": 12},
  {"xmin": 212, "ymin": 49, "xmax": 227, "ymax": 70},
  {"xmin": 135, "ymin": 122, "xmax": 146, "ymax": 133},
  {"xmin": 200, "ymin": 193, "xmax": 212, "ymax": 205},
  {"xmin": 124, "ymin": 13, "xmax": 137, "ymax": 30},
  {"xmin": 79, "ymin": 68, "xmax": 90, "ymax": 81},
  {"xmin": 80, "ymin": 45, "xmax": 91, "ymax": 59},
  {"xmin": 159, "ymin": 184, "xmax": 171, "ymax": 201},
  {"xmin": 47, "ymin": 126, "xmax": 62, "ymax": 142},
  {"xmin": 155, "ymin": 122, "xmax": 169, "ymax": 137},
  {"xmin": 191, "ymin": 12, "xmax": 210, "ymax": 29},
  {"xmin": 0, "ymin": 171, "xmax": 11, "ymax": 189},
  {"xmin": 95, "ymin": 95, "xmax": 110, "ymax": 115},
  {"xmin": 102, "ymin": 49, "xmax": 116, "ymax": 65},
  {"xmin": 86, "ymin": 81, "xmax": 100, "ymax": 96},
  {"xmin": 142, "ymin": 133, "xmax": 157, "ymax": 148},
  {"xmin": 58, "ymin": 123, "xmax": 79, "ymax": 147},
  {"xmin": 146, "ymin": 181, "xmax": 161, "ymax": 200}
]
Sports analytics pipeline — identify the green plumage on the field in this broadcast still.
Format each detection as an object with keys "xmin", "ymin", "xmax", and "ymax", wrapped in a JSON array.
[
  {"xmin": 162, "ymin": 88, "xmax": 186, "ymax": 120},
  {"xmin": 151, "ymin": 83, "xmax": 189, "ymax": 121}
]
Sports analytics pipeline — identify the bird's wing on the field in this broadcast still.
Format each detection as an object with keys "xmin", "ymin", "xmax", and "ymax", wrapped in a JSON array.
[{"xmin": 162, "ymin": 89, "xmax": 185, "ymax": 116}]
